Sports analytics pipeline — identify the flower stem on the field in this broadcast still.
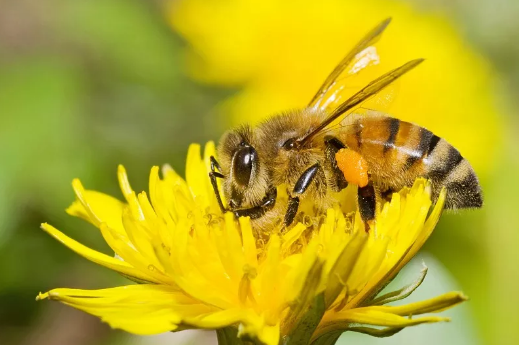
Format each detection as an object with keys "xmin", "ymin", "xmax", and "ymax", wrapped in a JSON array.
[{"xmin": 216, "ymin": 327, "xmax": 250, "ymax": 345}]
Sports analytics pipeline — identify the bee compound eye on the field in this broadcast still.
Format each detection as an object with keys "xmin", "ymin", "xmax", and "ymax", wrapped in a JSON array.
[{"xmin": 232, "ymin": 146, "xmax": 257, "ymax": 187}]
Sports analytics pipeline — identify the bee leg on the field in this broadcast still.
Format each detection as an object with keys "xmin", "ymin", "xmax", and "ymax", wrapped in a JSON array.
[
  {"xmin": 380, "ymin": 187, "xmax": 395, "ymax": 202},
  {"xmin": 324, "ymin": 136, "xmax": 349, "ymax": 192},
  {"xmin": 284, "ymin": 198, "xmax": 300, "ymax": 228},
  {"xmin": 210, "ymin": 156, "xmax": 222, "ymax": 172},
  {"xmin": 209, "ymin": 156, "xmax": 227, "ymax": 213},
  {"xmin": 233, "ymin": 187, "xmax": 277, "ymax": 219},
  {"xmin": 284, "ymin": 163, "xmax": 321, "ymax": 227},
  {"xmin": 358, "ymin": 184, "xmax": 376, "ymax": 231}
]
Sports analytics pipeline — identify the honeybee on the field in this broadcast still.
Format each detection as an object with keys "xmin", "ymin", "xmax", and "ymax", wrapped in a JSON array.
[{"xmin": 209, "ymin": 18, "xmax": 482, "ymax": 231}]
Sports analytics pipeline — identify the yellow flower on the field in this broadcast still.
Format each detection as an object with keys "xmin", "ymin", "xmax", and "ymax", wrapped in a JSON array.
[
  {"xmin": 168, "ymin": 0, "xmax": 503, "ymax": 176},
  {"xmin": 37, "ymin": 142, "xmax": 466, "ymax": 345}
]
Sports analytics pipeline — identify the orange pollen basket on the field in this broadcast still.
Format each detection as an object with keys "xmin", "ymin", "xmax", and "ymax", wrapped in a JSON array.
[{"xmin": 335, "ymin": 148, "xmax": 369, "ymax": 187}]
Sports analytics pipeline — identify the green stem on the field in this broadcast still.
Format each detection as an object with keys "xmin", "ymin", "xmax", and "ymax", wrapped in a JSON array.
[{"xmin": 216, "ymin": 327, "xmax": 253, "ymax": 345}]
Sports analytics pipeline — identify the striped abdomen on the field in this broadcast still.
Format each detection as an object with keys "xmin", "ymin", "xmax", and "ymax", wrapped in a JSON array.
[{"xmin": 339, "ymin": 114, "xmax": 482, "ymax": 209}]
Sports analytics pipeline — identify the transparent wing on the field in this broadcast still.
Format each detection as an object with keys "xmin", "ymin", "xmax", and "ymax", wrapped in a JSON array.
[
  {"xmin": 309, "ymin": 18, "xmax": 394, "ymax": 112},
  {"xmin": 298, "ymin": 59, "xmax": 424, "ymax": 147},
  {"xmin": 309, "ymin": 18, "xmax": 406, "ymax": 113}
]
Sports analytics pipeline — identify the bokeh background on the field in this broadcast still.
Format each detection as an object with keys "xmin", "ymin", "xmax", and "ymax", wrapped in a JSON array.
[{"xmin": 1, "ymin": 0, "xmax": 517, "ymax": 344}]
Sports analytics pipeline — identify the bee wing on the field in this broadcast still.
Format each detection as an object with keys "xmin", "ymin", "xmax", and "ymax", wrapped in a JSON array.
[
  {"xmin": 298, "ymin": 59, "xmax": 424, "ymax": 147},
  {"xmin": 309, "ymin": 18, "xmax": 392, "ymax": 111}
]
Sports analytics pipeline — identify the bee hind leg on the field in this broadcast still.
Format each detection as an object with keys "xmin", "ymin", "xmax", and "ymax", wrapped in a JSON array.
[
  {"xmin": 324, "ymin": 136, "xmax": 349, "ymax": 192},
  {"xmin": 358, "ymin": 184, "xmax": 376, "ymax": 232},
  {"xmin": 284, "ymin": 163, "xmax": 321, "ymax": 228}
]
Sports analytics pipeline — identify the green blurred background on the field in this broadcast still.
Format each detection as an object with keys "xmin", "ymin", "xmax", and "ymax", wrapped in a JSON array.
[{"xmin": 0, "ymin": 0, "xmax": 517, "ymax": 344}]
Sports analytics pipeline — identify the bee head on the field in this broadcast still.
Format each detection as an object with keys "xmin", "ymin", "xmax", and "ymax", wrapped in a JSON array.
[{"xmin": 217, "ymin": 126, "xmax": 270, "ymax": 210}]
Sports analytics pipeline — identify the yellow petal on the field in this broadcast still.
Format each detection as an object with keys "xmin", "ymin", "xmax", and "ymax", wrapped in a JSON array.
[
  {"xmin": 324, "ymin": 230, "xmax": 368, "ymax": 307},
  {"xmin": 39, "ymin": 285, "xmax": 279, "ymax": 345},
  {"xmin": 397, "ymin": 188, "xmax": 447, "ymax": 272},
  {"xmin": 66, "ymin": 190, "xmax": 125, "ymax": 235},
  {"xmin": 185, "ymin": 144, "xmax": 206, "ymax": 203},
  {"xmin": 281, "ymin": 223, "xmax": 307, "ymax": 254},
  {"xmin": 367, "ymin": 291, "xmax": 468, "ymax": 316},
  {"xmin": 41, "ymin": 223, "xmax": 159, "ymax": 284},
  {"xmin": 314, "ymin": 308, "xmax": 450, "ymax": 341},
  {"xmin": 282, "ymin": 259, "xmax": 325, "ymax": 337},
  {"xmin": 218, "ymin": 212, "xmax": 245, "ymax": 282},
  {"xmin": 184, "ymin": 308, "xmax": 248, "ymax": 328},
  {"xmin": 67, "ymin": 179, "xmax": 127, "ymax": 236},
  {"xmin": 238, "ymin": 317, "xmax": 281, "ymax": 345},
  {"xmin": 239, "ymin": 217, "xmax": 258, "ymax": 269},
  {"xmin": 258, "ymin": 235, "xmax": 282, "ymax": 311},
  {"xmin": 117, "ymin": 165, "xmax": 134, "ymax": 200},
  {"xmin": 183, "ymin": 304, "xmax": 280, "ymax": 345},
  {"xmin": 184, "ymin": 141, "xmax": 223, "ymax": 213},
  {"xmin": 332, "ymin": 309, "xmax": 449, "ymax": 327},
  {"xmin": 283, "ymin": 238, "xmax": 321, "ymax": 307},
  {"xmin": 98, "ymin": 223, "xmax": 176, "ymax": 286},
  {"xmin": 37, "ymin": 285, "xmax": 216, "ymax": 335}
]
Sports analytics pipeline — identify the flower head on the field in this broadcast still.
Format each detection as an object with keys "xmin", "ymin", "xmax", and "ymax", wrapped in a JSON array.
[{"xmin": 37, "ymin": 142, "xmax": 466, "ymax": 345}]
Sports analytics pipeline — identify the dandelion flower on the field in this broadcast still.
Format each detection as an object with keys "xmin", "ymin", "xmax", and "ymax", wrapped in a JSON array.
[{"xmin": 37, "ymin": 142, "xmax": 466, "ymax": 345}]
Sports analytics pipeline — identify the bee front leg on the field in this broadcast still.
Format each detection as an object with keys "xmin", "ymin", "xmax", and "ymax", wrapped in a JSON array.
[
  {"xmin": 233, "ymin": 187, "xmax": 277, "ymax": 220},
  {"xmin": 284, "ymin": 163, "xmax": 321, "ymax": 227},
  {"xmin": 209, "ymin": 156, "xmax": 227, "ymax": 213}
]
